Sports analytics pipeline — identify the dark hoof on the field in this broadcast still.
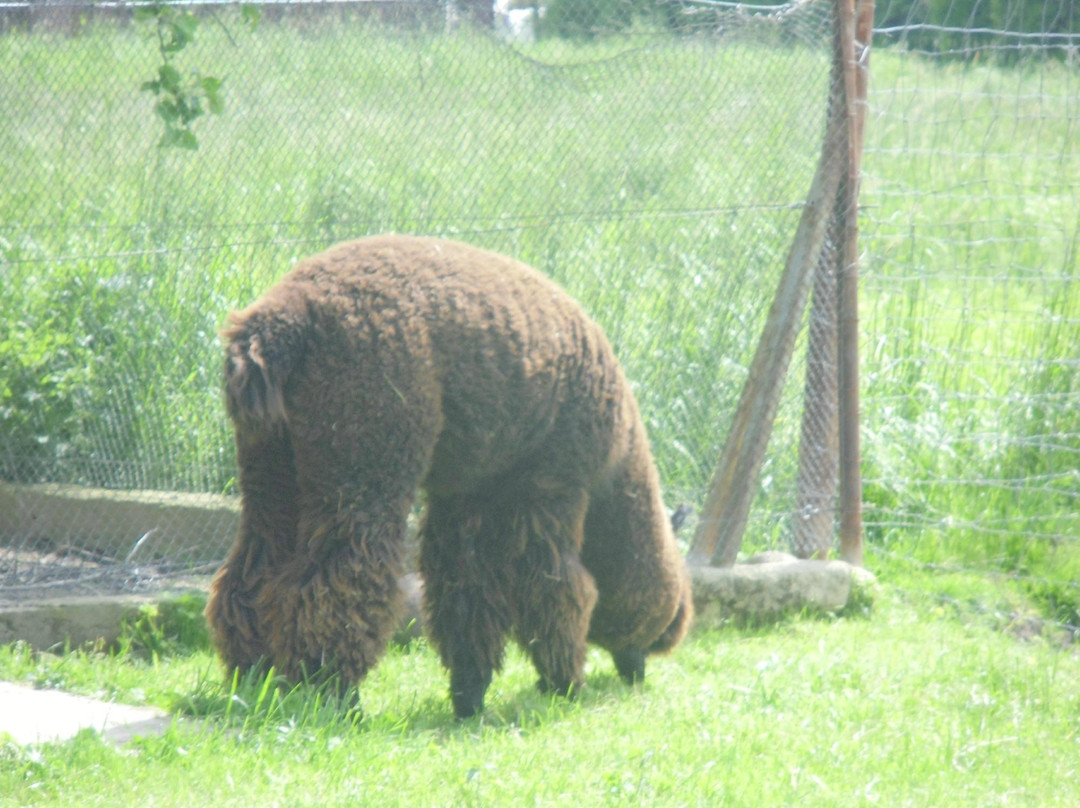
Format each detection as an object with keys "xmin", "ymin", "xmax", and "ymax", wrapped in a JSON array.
[
  {"xmin": 612, "ymin": 647, "xmax": 646, "ymax": 685},
  {"xmin": 451, "ymin": 667, "xmax": 491, "ymax": 719},
  {"xmin": 536, "ymin": 677, "xmax": 581, "ymax": 699}
]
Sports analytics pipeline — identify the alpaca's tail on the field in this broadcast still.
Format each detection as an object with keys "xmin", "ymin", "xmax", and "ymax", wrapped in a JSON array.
[{"xmin": 221, "ymin": 295, "xmax": 312, "ymax": 429}]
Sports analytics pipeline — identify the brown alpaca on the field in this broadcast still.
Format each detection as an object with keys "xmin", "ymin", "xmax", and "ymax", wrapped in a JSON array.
[{"xmin": 205, "ymin": 235, "xmax": 692, "ymax": 718}]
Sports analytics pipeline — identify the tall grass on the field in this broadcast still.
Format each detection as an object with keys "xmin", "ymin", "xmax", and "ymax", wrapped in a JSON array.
[
  {"xmin": 858, "ymin": 52, "xmax": 1080, "ymax": 613},
  {"xmin": 1, "ymin": 19, "xmax": 825, "ymax": 500}
]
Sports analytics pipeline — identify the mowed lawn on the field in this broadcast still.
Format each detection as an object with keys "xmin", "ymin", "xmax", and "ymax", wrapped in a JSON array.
[{"xmin": 1, "ymin": 585, "xmax": 1078, "ymax": 807}]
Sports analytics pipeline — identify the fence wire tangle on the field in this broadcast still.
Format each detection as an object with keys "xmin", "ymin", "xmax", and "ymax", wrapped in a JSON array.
[{"xmin": 1, "ymin": 0, "xmax": 1078, "ymax": 600}]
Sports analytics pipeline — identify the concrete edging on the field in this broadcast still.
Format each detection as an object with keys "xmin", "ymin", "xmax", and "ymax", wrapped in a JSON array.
[
  {"xmin": 0, "ymin": 481, "xmax": 238, "ymax": 564},
  {"xmin": 0, "ymin": 561, "xmax": 877, "ymax": 652}
]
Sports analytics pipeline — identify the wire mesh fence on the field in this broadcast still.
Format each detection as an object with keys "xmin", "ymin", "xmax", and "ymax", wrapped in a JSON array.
[
  {"xmin": 1, "ymin": 0, "xmax": 1078, "ymax": 604},
  {"xmin": 860, "ymin": 2, "xmax": 1079, "ymax": 594}
]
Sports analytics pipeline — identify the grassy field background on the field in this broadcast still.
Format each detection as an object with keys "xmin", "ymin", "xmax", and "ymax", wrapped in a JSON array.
[
  {"xmin": 858, "ymin": 51, "xmax": 1080, "ymax": 619},
  {"xmin": 0, "ymin": 20, "xmax": 829, "ymax": 498},
  {"xmin": 2, "ymin": 12, "xmax": 1078, "ymax": 596},
  {"xmin": 1, "ymin": 10, "xmax": 1078, "ymax": 804}
]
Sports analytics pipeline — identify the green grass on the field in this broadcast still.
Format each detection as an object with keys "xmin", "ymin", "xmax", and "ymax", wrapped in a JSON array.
[
  {"xmin": 1, "ymin": 588, "xmax": 1078, "ymax": 807},
  {"xmin": 1, "ymin": 19, "xmax": 1078, "ymax": 607},
  {"xmin": 2, "ymin": 18, "xmax": 1078, "ymax": 803}
]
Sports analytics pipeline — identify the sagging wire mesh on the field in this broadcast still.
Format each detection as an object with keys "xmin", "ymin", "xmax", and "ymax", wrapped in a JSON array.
[
  {"xmin": 1, "ymin": 0, "xmax": 835, "ymax": 596},
  {"xmin": 791, "ymin": 205, "xmax": 842, "ymax": 560}
]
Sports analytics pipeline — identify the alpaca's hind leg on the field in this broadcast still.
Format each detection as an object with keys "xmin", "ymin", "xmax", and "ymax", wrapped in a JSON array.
[
  {"xmin": 514, "ymin": 547, "xmax": 598, "ymax": 698},
  {"xmin": 421, "ymin": 486, "xmax": 597, "ymax": 716},
  {"xmin": 257, "ymin": 344, "xmax": 443, "ymax": 692},
  {"xmin": 205, "ymin": 426, "xmax": 299, "ymax": 675}
]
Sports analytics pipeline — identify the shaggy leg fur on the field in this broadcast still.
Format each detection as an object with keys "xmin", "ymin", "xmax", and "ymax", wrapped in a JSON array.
[
  {"xmin": 520, "ymin": 552, "xmax": 597, "ymax": 698},
  {"xmin": 420, "ymin": 494, "xmax": 513, "ymax": 719},
  {"xmin": 256, "ymin": 498, "xmax": 410, "ymax": 690},
  {"xmin": 205, "ymin": 427, "xmax": 299, "ymax": 674},
  {"xmin": 421, "ymin": 486, "xmax": 599, "ymax": 717},
  {"xmin": 209, "ymin": 294, "xmax": 443, "ymax": 693},
  {"xmin": 507, "ymin": 492, "xmax": 597, "ymax": 699},
  {"xmin": 260, "ymin": 372, "xmax": 437, "ymax": 689}
]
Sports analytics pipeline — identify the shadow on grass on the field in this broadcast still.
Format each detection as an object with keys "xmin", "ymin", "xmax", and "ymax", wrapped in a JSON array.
[
  {"xmin": 141, "ymin": 590, "xmax": 878, "ymax": 740},
  {"xmin": 167, "ymin": 644, "xmax": 662, "ymax": 742}
]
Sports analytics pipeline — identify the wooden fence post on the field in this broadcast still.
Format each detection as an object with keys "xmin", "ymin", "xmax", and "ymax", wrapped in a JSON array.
[
  {"xmin": 689, "ymin": 0, "xmax": 873, "ymax": 568},
  {"xmin": 688, "ymin": 24, "xmax": 849, "ymax": 567},
  {"xmin": 837, "ymin": 0, "xmax": 874, "ymax": 566}
]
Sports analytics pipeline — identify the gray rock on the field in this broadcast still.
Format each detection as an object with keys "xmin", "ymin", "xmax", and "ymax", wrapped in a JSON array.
[{"xmin": 689, "ymin": 559, "xmax": 876, "ymax": 625}]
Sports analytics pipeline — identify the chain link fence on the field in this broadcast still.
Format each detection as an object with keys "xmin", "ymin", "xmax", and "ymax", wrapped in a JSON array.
[{"xmin": 1, "ymin": 0, "xmax": 1077, "ymax": 604}]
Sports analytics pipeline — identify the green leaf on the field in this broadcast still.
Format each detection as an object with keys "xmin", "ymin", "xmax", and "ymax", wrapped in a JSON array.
[
  {"xmin": 206, "ymin": 92, "xmax": 225, "ymax": 116},
  {"xmin": 161, "ymin": 34, "xmax": 186, "ymax": 54},
  {"xmin": 174, "ymin": 13, "xmax": 200, "ymax": 41},
  {"xmin": 155, "ymin": 99, "xmax": 180, "ymax": 124},
  {"xmin": 158, "ymin": 126, "xmax": 198, "ymax": 150},
  {"xmin": 175, "ymin": 129, "xmax": 199, "ymax": 150},
  {"xmin": 139, "ymin": 79, "xmax": 161, "ymax": 95},
  {"xmin": 161, "ymin": 17, "xmax": 194, "ymax": 54},
  {"xmin": 177, "ymin": 96, "xmax": 204, "ymax": 126},
  {"xmin": 201, "ymin": 76, "xmax": 226, "ymax": 115},
  {"xmin": 157, "ymin": 128, "xmax": 180, "ymax": 148},
  {"xmin": 158, "ymin": 63, "xmax": 182, "ymax": 92},
  {"xmin": 240, "ymin": 4, "xmax": 261, "ymax": 31}
]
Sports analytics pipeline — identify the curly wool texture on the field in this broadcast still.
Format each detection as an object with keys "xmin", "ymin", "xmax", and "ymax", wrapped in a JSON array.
[{"xmin": 205, "ymin": 235, "xmax": 692, "ymax": 717}]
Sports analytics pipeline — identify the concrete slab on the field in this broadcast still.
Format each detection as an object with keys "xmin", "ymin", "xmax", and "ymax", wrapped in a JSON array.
[
  {"xmin": 0, "ymin": 681, "xmax": 172, "ymax": 745},
  {"xmin": 0, "ymin": 596, "xmax": 156, "ymax": 650}
]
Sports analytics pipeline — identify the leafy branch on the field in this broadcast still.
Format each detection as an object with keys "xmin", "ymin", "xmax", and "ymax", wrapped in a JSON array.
[{"xmin": 136, "ymin": 3, "xmax": 259, "ymax": 150}]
